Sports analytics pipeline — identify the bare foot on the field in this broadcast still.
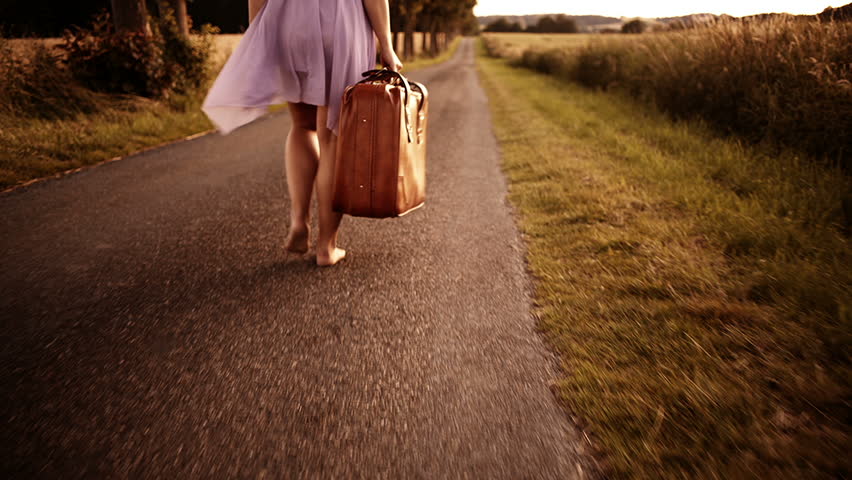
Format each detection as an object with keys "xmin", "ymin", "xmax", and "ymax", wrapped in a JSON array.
[
  {"xmin": 284, "ymin": 225, "xmax": 310, "ymax": 254},
  {"xmin": 316, "ymin": 247, "xmax": 346, "ymax": 267}
]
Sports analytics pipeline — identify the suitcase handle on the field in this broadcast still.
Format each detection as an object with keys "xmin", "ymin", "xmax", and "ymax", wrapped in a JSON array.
[
  {"xmin": 358, "ymin": 69, "xmax": 419, "ymax": 143},
  {"xmin": 360, "ymin": 70, "xmax": 426, "ymax": 111},
  {"xmin": 360, "ymin": 69, "xmax": 413, "ymax": 106}
]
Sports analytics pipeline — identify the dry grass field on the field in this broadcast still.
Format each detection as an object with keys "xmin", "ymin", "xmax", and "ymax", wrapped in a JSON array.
[
  {"xmin": 482, "ymin": 32, "xmax": 597, "ymax": 58},
  {"xmin": 485, "ymin": 20, "xmax": 851, "ymax": 163}
]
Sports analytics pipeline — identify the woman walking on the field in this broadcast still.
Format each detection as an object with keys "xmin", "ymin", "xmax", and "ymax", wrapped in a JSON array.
[{"xmin": 203, "ymin": 0, "xmax": 403, "ymax": 266}]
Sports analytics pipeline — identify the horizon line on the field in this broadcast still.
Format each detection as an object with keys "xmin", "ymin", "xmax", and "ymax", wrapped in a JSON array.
[{"xmin": 475, "ymin": 10, "xmax": 822, "ymax": 18}]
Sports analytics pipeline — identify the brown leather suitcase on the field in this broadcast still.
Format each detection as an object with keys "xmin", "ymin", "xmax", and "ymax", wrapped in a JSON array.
[{"xmin": 333, "ymin": 69, "xmax": 428, "ymax": 218}]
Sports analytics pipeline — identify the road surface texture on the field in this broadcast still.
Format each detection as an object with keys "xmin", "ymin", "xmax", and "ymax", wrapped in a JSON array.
[{"xmin": 1, "ymin": 39, "xmax": 593, "ymax": 478}]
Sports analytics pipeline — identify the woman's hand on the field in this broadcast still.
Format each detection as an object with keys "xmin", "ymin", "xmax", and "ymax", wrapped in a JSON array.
[{"xmin": 381, "ymin": 47, "xmax": 403, "ymax": 72}]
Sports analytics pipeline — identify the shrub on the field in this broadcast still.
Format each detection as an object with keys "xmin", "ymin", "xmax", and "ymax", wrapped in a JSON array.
[
  {"xmin": 621, "ymin": 19, "xmax": 647, "ymax": 34},
  {"xmin": 0, "ymin": 37, "xmax": 102, "ymax": 119},
  {"xmin": 61, "ymin": 13, "xmax": 167, "ymax": 97},
  {"xmin": 516, "ymin": 49, "xmax": 572, "ymax": 76},
  {"xmin": 484, "ymin": 18, "xmax": 523, "ymax": 33},
  {"xmin": 481, "ymin": 36, "xmax": 505, "ymax": 58},
  {"xmin": 571, "ymin": 43, "xmax": 629, "ymax": 89},
  {"xmin": 59, "ymin": 8, "xmax": 216, "ymax": 99},
  {"xmin": 528, "ymin": 15, "xmax": 578, "ymax": 34},
  {"xmin": 155, "ymin": 4, "xmax": 218, "ymax": 95}
]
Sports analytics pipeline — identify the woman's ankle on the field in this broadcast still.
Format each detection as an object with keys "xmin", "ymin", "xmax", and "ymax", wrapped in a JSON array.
[
  {"xmin": 285, "ymin": 223, "xmax": 310, "ymax": 254},
  {"xmin": 288, "ymin": 220, "xmax": 309, "ymax": 232},
  {"xmin": 316, "ymin": 245, "xmax": 346, "ymax": 266},
  {"xmin": 315, "ymin": 241, "xmax": 334, "ymax": 254}
]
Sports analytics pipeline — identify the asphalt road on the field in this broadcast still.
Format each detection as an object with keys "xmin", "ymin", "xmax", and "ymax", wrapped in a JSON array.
[{"xmin": 1, "ymin": 39, "xmax": 592, "ymax": 478}]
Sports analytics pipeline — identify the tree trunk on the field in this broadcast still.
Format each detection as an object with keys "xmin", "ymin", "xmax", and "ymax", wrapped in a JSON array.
[
  {"xmin": 166, "ymin": 0, "xmax": 189, "ymax": 36},
  {"xmin": 403, "ymin": 12, "xmax": 417, "ymax": 60},
  {"xmin": 421, "ymin": 27, "xmax": 428, "ymax": 55},
  {"xmin": 392, "ymin": 31, "xmax": 400, "ymax": 54},
  {"xmin": 110, "ymin": 0, "xmax": 150, "ymax": 34},
  {"xmin": 430, "ymin": 27, "xmax": 439, "ymax": 56}
]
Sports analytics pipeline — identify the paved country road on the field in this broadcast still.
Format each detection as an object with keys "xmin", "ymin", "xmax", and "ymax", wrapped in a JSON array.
[{"xmin": 1, "ymin": 39, "xmax": 593, "ymax": 478}]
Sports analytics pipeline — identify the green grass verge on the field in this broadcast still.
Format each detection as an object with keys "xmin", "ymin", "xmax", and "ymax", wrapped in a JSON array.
[
  {"xmin": 476, "ymin": 40, "xmax": 850, "ymax": 479},
  {"xmin": 0, "ymin": 94, "xmax": 212, "ymax": 189}
]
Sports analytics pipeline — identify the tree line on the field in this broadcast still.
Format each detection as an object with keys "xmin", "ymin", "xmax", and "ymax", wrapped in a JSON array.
[
  {"xmin": 2, "ymin": 1, "xmax": 478, "ymax": 60},
  {"xmin": 109, "ymin": 0, "xmax": 478, "ymax": 59},
  {"xmin": 0, "ymin": 0, "xmax": 188, "ymax": 38},
  {"xmin": 389, "ymin": 0, "xmax": 479, "ymax": 59},
  {"xmin": 109, "ymin": 0, "xmax": 188, "ymax": 36},
  {"xmin": 484, "ymin": 15, "xmax": 578, "ymax": 33}
]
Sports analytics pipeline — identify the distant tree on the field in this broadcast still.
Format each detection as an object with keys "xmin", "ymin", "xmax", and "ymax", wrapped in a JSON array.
[
  {"xmin": 460, "ymin": 9, "xmax": 481, "ymax": 36},
  {"xmin": 418, "ymin": 0, "xmax": 476, "ymax": 54},
  {"xmin": 528, "ymin": 14, "xmax": 577, "ymax": 33},
  {"xmin": 401, "ymin": 0, "xmax": 423, "ymax": 60},
  {"xmin": 484, "ymin": 18, "xmax": 522, "ymax": 33},
  {"xmin": 532, "ymin": 16, "xmax": 556, "ymax": 32},
  {"xmin": 391, "ymin": 0, "xmax": 476, "ymax": 59},
  {"xmin": 484, "ymin": 18, "xmax": 505, "ymax": 32},
  {"xmin": 390, "ymin": 1, "xmax": 404, "ymax": 54},
  {"xmin": 621, "ymin": 19, "xmax": 647, "ymax": 34}
]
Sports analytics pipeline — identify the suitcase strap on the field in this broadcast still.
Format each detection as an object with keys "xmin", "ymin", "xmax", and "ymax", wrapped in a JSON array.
[{"xmin": 358, "ymin": 69, "xmax": 420, "ymax": 143}]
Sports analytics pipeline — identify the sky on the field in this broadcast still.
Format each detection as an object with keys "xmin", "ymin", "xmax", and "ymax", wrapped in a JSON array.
[{"xmin": 473, "ymin": 1, "xmax": 846, "ymax": 18}]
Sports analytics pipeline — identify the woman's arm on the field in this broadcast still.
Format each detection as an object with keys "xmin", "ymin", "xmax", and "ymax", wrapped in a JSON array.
[
  {"xmin": 362, "ymin": 0, "xmax": 403, "ymax": 71},
  {"xmin": 248, "ymin": 0, "xmax": 267, "ymax": 24}
]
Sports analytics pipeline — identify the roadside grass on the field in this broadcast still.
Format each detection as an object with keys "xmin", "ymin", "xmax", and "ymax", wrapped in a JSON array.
[
  {"xmin": 0, "ymin": 95, "xmax": 211, "ymax": 188},
  {"xmin": 476, "ymin": 42, "xmax": 850, "ymax": 478},
  {"xmin": 0, "ymin": 35, "xmax": 461, "ymax": 191},
  {"xmin": 0, "ymin": 35, "xmax": 232, "ymax": 190},
  {"xmin": 487, "ymin": 19, "xmax": 852, "ymax": 165}
]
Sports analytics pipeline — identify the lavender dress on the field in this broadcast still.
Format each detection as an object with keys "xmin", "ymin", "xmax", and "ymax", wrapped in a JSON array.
[{"xmin": 202, "ymin": 0, "xmax": 376, "ymax": 135}]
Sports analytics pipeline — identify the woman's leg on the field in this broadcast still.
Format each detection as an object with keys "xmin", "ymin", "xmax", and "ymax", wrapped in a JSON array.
[
  {"xmin": 315, "ymin": 106, "xmax": 346, "ymax": 266},
  {"xmin": 284, "ymin": 102, "xmax": 319, "ymax": 253}
]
